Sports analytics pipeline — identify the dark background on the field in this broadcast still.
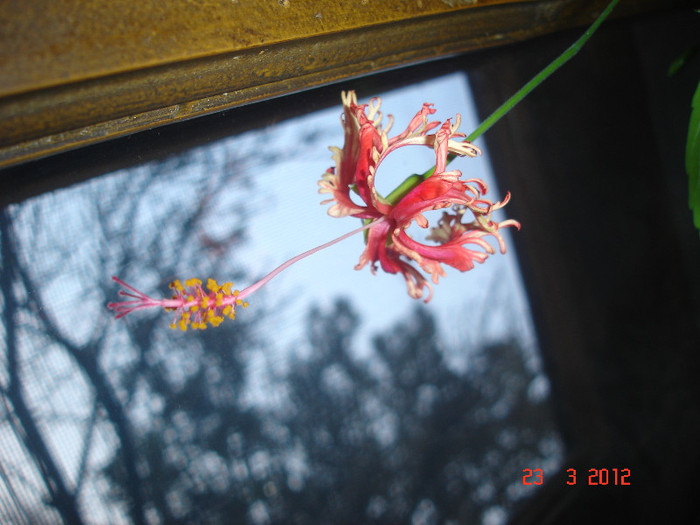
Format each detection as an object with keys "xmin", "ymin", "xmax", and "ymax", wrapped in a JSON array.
[{"xmin": 468, "ymin": 8, "xmax": 700, "ymax": 524}]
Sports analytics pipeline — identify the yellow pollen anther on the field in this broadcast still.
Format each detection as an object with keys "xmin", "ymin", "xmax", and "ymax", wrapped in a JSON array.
[
  {"xmin": 207, "ymin": 278, "xmax": 220, "ymax": 292},
  {"xmin": 161, "ymin": 277, "xmax": 251, "ymax": 330}
]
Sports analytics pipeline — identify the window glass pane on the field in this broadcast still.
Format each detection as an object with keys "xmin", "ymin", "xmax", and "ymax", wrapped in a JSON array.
[{"xmin": 0, "ymin": 72, "xmax": 562, "ymax": 524}]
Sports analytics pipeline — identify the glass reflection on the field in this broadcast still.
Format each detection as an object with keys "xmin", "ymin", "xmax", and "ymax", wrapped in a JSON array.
[{"xmin": 0, "ymin": 73, "xmax": 562, "ymax": 525}]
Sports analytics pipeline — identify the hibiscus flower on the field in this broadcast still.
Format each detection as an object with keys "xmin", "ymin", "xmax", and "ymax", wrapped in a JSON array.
[
  {"xmin": 319, "ymin": 91, "xmax": 520, "ymax": 301},
  {"xmin": 109, "ymin": 91, "xmax": 520, "ymax": 330}
]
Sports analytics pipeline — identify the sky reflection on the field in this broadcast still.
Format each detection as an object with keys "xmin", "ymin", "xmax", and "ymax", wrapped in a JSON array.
[{"xmin": 0, "ymin": 72, "xmax": 561, "ymax": 525}]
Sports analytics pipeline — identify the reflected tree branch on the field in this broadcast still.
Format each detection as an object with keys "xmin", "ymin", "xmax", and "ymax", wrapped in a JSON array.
[
  {"xmin": 0, "ymin": 210, "xmax": 84, "ymax": 525},
  {"xmin": 73, "ymin": 398, "xmax": 99, "ymax": 501},
  {"xmin": 15, "ymin": 261, "xmax": 148, "ymax": 525}
]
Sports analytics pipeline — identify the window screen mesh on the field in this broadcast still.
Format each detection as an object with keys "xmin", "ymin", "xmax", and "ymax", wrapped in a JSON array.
[{"xmin": 0, "ymin": 73, "xmax": 562, "ymax": 524}]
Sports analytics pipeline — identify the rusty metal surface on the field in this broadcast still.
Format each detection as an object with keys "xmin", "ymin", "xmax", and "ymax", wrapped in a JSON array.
[{"xmin": 0, "ymin": 0, "xmax": 680, "ymax": 168}]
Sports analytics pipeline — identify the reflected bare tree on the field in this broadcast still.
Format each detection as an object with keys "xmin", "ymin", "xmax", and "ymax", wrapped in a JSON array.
[
  {"xmin": 1, "ymin": 212, "xmax": 83, "ymax": 524},
  {"xmin": 274, "ymin": 300, "xmax": 561, "ymax": 524},
  {"xmin": 0, "ymin": 137, "xmax": 560, "ymax": 524},
  {"xmin": 0, "ymin": 141, "xmax": 261, "ymax": 524}
]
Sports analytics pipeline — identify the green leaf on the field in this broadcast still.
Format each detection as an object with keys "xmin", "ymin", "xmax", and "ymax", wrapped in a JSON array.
[
  {"xmin": 667, "ymin": 46, "xmax": 697, "ymax": 77},
  {"xmin": 687, "ymin": 80, "xmax": 700, "ymax": 233}
]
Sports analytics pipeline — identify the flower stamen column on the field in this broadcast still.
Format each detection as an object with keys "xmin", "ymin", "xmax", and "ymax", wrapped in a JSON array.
[{"xmin": 108, "ymin": 217, "xmax": 385, "ymax": 330}]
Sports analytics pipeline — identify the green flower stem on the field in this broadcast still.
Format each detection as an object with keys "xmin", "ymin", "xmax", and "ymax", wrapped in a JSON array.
[
  {"xmin": 385, "ymin": 0, "xmax": 619, "ymax": 206},
  {"xmin": 385, "ymin": 174, "xmax": 424, "ymax": 204},
  {"xmin": 465, "ymin": 0, "xmax": 619, "ymax": 143}
]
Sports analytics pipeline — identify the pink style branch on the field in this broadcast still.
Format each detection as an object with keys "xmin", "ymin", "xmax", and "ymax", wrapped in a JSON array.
[{"xmin": 109, "ymin": 91, "xmax": 519, "ymax": 331}]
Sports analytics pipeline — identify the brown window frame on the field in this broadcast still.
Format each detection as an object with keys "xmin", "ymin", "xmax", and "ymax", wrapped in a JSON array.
[{"xmin": 0, "ymin": 0, "xmax": 677, "ymax": 169}]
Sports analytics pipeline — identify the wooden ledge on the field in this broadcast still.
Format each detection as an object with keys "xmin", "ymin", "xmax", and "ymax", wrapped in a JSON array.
[{"xmin": 0, "ymin": 0, "xmax": 680, "ymax": 168}]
